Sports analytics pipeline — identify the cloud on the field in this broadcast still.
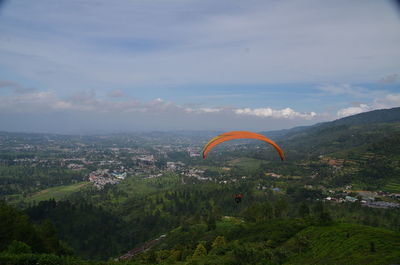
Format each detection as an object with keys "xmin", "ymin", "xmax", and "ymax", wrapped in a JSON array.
[
  {"xmin": 13, "ymin": 86, "xmax": 36, "ymax": 94},
  {"xmin": 374, "ymin": 93, "xmax": 400, "ymax": 109},
  {"xmin": 318, "ymin": 84, "xmax": 367, "ymax": 97},
  {"xmin": 0, "ymin": 90, "xmax": 62, "ymax": 112},
  {"xmin": 199, "ymin": 108, "xmax": 222, "ymax": 113},
  {"xmin": 69, "ymin": 90, "xmax": 96, "ymax": 103},
  {"xmin": 185, "ymin": 107, "xmax": 223, "ymax": 114},
  {"xmin": 0, "ymin": 79, "xmax": 36, "ymax": 94},
  {"xmin": 336, "ymin": 92, "xmax": 400, "ymax": 118},
  {"xmin": 0, "ymin": 86, "xmax": 319, "ymax": 122},
  {"xmin": 234, "ymin": 107, "xmax": 317, "ymax": 120},
  {"xmin": 0, "ymin": 80, "xmax": 326, "ymax": 132},
  {"xmin": 337, "ymin": 104, "xmax": 370, "ymax": 118},
  {"xmin": 379, "ymin": 73, "xmax": 399, "ymax": 84},
  {"xmin": 0, "ymin": 89, "xmax": 139, "ymax": 113},
  {"xmin": 0, "ymin": 0, "xmax": 399, "ymax": 91},
  {"xmin": 108, "ymin": 89, "xmax": 125, "ymax": 98},
  {"xmin": 0, "ymin": 80, "xmax": 16, "ymax": 88}
]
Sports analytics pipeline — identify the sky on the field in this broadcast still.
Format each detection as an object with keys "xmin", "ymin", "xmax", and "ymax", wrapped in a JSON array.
[{"xmin": 0, "ymin": 0, "xmax": 399, "ymax": 134}]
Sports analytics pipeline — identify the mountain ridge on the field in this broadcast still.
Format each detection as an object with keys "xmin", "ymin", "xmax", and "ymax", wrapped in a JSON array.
[{"xmin": 261, "ymin": 107, "xmax": 400, "ymax": 140}]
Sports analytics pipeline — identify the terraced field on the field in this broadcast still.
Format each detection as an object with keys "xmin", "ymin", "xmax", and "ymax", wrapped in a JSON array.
[{"xmin": 383, "ymin": 180, "xmax": 400, "ymax": 193}]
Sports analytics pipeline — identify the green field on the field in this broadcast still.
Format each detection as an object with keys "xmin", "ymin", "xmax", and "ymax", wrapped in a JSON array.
[
  {"xmin": 383, "ymin": 180, "xmax": 400, "ymax": 193},
  {"xmin": 228, "ymin": 157, "xmax": 264, "ymax": 172},
  {"xmin": 113, "ymin": 172, "xmax": 182, "ymax": 203},
  {"xmin": 24, "ymin": 182, "xmax": 90, "ymax": 203},
  {"xmin": 197, "ymin": 165, "xmax": 226, "ymax": 173}
]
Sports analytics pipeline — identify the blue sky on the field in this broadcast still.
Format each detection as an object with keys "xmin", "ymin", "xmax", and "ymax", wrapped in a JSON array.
[{"xmin": 0, "ymin": 0, "xmax": 399, "ymax": 133}]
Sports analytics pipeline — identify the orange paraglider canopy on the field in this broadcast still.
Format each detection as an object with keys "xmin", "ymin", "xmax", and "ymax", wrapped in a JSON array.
[{"xmin": 202, "ymin": 131, "xmax": 284, "ymax": 160}]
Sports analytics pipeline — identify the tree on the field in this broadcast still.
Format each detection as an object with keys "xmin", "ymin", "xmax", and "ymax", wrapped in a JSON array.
[
  {"xmin": 263, "ymin": 202, "xmax": 274, "ymax": 219},
  {"xmin": 312, "ymin": 201, "xmax": 324, "ymax": 215},
  {"xmin": 207, "ymin": 215, "xmax": 216, "ymax": 231},
  {"xmin": 192, "ymin": 243, "xmax": 207, "ymax": 258},
  {"xmin": 274, "ymin": 198, "xmax": 288, "ymax": 218},
  {"xmin": 37, "ymin": 219, "xmax": 61, "ymax": 253},
  {"xmin": 370, "ymin": 241, "xmax": 376, "ymax": 253},
  {"xmin": 180, "ymin": 219, "xmax": 190, "ymax": 232},
  {"xmin": 6, "ymin": 240, "xmax": 32, "ymax": 254},
  {"xmin": 318, "ymin": 211, "xmax": 332, "ymax": 225},
  {"xmin": 212, "ymin": 236, "xmax": 226, "ymax": 249},
  {"xmin": 0, "ymin": 201, "xmax": 40, "ymax": 252},
  {"xmin": 298, "ymin": 202, "xmax": 310, "ymax": 218}
]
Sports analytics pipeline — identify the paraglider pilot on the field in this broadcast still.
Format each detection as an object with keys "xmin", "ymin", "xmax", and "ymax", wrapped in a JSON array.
[{"xmin": 235, "ymin": 193, "xmax": 244, "ymax": 203}]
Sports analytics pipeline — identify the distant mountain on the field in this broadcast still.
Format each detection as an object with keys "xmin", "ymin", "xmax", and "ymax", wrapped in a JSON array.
[
  {"xmin": 321, "ymin": 107, "xmax": 400, "ymax": 127},
  {"xmin": 260, "ymin": 125, "xmax": 313, "ymax": 139},
  {"xmin": 263, "ymin": 107, "xmax": 400, "ymax": 140},
  {"xmin": 279, "ymin": 107, "xmax": 400, "ymax": 151},
  {"xmin": 257, "ymin": 107, "xmax": 400, "ymax": 190}
]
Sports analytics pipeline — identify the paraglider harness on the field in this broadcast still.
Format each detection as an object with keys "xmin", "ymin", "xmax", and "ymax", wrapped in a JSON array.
[{"xmin": 234, "ymin": 193, "xmax": 244, "ymax": 203}]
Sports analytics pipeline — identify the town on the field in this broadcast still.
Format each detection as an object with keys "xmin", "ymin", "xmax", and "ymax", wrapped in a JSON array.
[{"xmin": 0, "ymin": 131, "xmax": 399, "ymax": 209}]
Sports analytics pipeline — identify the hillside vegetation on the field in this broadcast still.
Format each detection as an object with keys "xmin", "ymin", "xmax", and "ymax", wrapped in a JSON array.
[
  {"xmin": 254, "ymin": 107, "xmax": 400, "ymax": 190},
  {"xmin": 2, "ymin": 200, "xmax": 400, "ymax": 265}
]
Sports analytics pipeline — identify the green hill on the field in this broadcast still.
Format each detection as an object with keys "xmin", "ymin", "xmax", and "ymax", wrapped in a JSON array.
[
  {"xmin": 266, "ymin": 107, "xmax": 400, "ymax": 140},
  {"xmin": 278, "ymin": 107, "xmax": 400, "ymax": 156},
  {"xmin": 130, "ymin": 218, "xmax": 400, "ymax": 265},
  {"xmin": 256, "ymin": 108, "xmax": 400, "ymax": 190},
  {"xmin": 283, "ymin": 223, "xmax": 400, "ymax": 265},
  {"xmin": 2, "ymin": 199, "xmax": 399, "ymax": 265},
  {"xmin": 319, "ymin": 107, "xmax": 400, "ymax": 127}
]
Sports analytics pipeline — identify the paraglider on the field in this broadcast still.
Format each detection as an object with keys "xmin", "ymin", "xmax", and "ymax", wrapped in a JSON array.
[
  {"xmin": 235, "ymin": 193, "xmax": 244, "ymax": 203},
  {"xmin": 202, "ymin": 131, "xmax": 285, "ymax": 204},
  {"xmin": 202, "ymin": 131, "xmax": 284, "ymax": 160}
]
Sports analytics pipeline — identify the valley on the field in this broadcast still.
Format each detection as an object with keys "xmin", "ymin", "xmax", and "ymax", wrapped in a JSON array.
[{"xmin": 1, "ymin": 108, "xmax": 400, "ymax": 264}]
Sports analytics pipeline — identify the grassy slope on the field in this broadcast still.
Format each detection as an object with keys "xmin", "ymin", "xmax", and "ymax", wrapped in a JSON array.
[
  {"xmin": 25, "ymin": 182, "xmax": 90, "ymax": 203},
  {"xmin": 228, "ymin": 157, "xmax": 264, "ymax": 171},
  {"xmin": 5, "ymin": 182, "xmax": 90, "ymax": 206},
  {"xmin": 383, "ymin": 180, "xmax": 400, "ymax": 193},
  {"xmin": 284, "ymin": 223, "xmax": 400, "ymax": 265}
]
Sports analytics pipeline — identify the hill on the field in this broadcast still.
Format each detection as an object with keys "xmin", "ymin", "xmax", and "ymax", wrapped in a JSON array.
[
  {"xmin": 277, "ymin": 107, "xmax": 400, "ymax": 155},
  {"xmin": 128, "ymin": 218, "xmax": 400, "ymax": 265},
  {"xmin": 283, "ymin": 223, "xmax": 400, "ymax": 265},
  {"xmin": 319, "ymin": 107, "xmax": 400, "ymax": 127},
  {"xmin": 262, "ymin": 107, "xmax": 400, "ymax": 139},
  {"xmin": 255, "ymin": 107, "xmax": 400, "ymax": 190}
]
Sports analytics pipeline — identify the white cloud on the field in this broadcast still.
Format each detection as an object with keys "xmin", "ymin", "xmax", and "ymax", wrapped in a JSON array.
[
  {"xmin": 199, "ymin": 108, "xmax": 221, "ymax": 113},
  {"xmin": 374, "ymin": 93, "xmax": 400, "ymax": 109},
  {"xmin": 234, "ymin": 107, "xmax": 316, "ymax": 119},
  {"xmin": 336, "ymin": 99, "xmax": 400, "ymax": 118},
  {"xmin": 336, "ymin": 91, "xmax": 400, "ymax": 118},
  {"xmin": 337, "ymin": 104, "xmax": 370, "ymax": 118},
  {"xmin": 52, "ymin": 100, "xmax": 73, "ymax": 110},
  {"xmin": 0, "ymin": 88, "xmax": 318, "ymax": 121},
  {"xmin": 185, "ymin": 107, "xmax": 222, "ymax": 114}
]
